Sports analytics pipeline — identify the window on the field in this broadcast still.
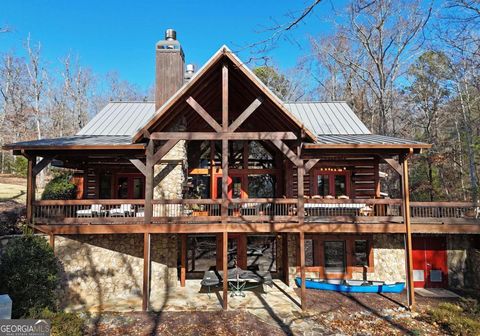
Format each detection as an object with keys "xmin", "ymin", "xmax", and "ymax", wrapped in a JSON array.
[
  {"xmin": 99, "ymin": 174, "xmax": 112, "ymax": 199},
  {"xmin": 305, "ymin": 239, "xmax": 314, "ymax": 267},
  {"xmin": 324, "ymin": 241, "xmax": 346, "ymax": 273},
  {"xmin": 187, "ymin": 175, "xmax": 210, "ymax": 199},
  {"xmin": 316, "ymin": 175, "xmax": 330, "ymax": 196},
  {"xmin": 313, "ymin": 170, "xmax": 350, "ymax": 197},
  {"xmin": 353, "ymin": 240, "xmax": 369, "ymax": 267},
  {"xmin": 248, "ymin": 174, "xmax": 276, "ymax": 198},
  {"xmin": 247, "ymin": 235, "xmax": 277, "ymax": 272}
]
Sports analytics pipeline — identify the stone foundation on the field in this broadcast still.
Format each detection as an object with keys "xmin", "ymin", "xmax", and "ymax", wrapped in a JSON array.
[
  {"xmin": 447, "ymin": 235, "xmax": 480, "ymax": 289},
  {"xmin": 55, "ymin": 234, "xmax": 178, "ymax": 309}
]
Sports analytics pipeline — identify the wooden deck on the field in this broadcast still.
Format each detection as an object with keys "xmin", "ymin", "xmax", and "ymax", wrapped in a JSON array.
[{"xmin": 32, "ymin": 198, "xmax": 480, "ymax": 234}]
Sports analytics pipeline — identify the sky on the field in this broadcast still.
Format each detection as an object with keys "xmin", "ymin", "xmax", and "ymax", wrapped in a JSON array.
[{"xmin": 0, "ymin": 0, "xmax": 343, "ymax": 91}]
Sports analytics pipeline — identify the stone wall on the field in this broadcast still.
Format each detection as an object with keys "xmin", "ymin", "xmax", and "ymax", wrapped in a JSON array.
[
  {"xmin": 153, "ymin": 119, "xmax": 187, "ymax": 203},
  {"xmin": 447, "ymin": 235, "xmax": 480, "ymax": 289},
  {"xmin": 54, "ymin": 234, "xmax": 178, "ymax": 309}
]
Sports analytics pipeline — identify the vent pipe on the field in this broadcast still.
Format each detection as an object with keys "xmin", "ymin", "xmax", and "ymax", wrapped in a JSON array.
[{"xmin": 184, "ymin": 64, "xmax": 195, "ymax": 82}]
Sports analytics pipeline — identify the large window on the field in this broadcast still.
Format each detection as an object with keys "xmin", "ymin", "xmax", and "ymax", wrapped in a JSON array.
[
  {"xmin": 302, "ymin": 235, "xmax": 373, "ymax": 277},
  {"xmin": 313, "ymin": 170, "xmax": 351, "ymax": 197},
  {"xmin": 247, "ymin": 235, "xmax": 277, "ymax": 272},
  {"xmin": 248, "ymin": 174, "xmax": 276, "ymax": 198},
  {"xmin": 324, "ymin": 241, "xmax": 346, "ymax": 273}
]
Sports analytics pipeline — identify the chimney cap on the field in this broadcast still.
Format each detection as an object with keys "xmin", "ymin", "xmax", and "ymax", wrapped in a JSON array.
[{"xmin": 165, "ymin": 29, "xmax": 176, "ymax": 41}]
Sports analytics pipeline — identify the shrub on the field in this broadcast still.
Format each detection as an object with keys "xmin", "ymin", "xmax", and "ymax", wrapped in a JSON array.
[
  {"xmin": 41, "ymin": 172, "xmax": 77, "ymax": 200},
  {"xmin": 0, "ymin": 235, "xmax": 59, "ymax": 318},
  {"xmin": 28, "ymin": 308, "xmax": 84, "ymax": 336},
  {"xmin": 426, "ymin": 300, "xmax": 480, "ymax": 336}
]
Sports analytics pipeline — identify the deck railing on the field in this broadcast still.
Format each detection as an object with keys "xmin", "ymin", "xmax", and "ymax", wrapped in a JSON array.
[{"xmin": 32, "ymin": 198, "xmax": 479, "ymax": 225}]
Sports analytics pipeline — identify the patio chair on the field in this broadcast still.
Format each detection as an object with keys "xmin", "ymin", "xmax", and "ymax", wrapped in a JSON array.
[
  {"xmin": 109, "ymin": 204, "xmax": 134, "ymax": 217},
  {"xmin": 76, "ymin": 204, "xmax": 104, "ymax": 217}
]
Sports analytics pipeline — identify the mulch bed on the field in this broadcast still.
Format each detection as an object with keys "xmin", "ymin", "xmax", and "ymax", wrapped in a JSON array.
[{"xmin": 85, "ymin": 311, "xmax": 286, "ymax": 336}]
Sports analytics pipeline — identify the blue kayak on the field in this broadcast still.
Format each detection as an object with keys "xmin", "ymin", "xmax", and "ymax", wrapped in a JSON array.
[{"xmin": 295, "ymin": 277, "xmax": 405, "ymax": 294}]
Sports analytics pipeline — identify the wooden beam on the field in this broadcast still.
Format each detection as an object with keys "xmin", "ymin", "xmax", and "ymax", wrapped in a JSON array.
[
  {"xmin": 152, "ymin": 139, "xmax": 180, "ymax": 165},
  {"xmin": 180, "ymin": 234, "xmax": 187, "ymax": 287},
  {"xmin": 130, "ymin": 159, "xmax": 147, "ymax": 176},
  {"xmin": 270, "ymin": 139, "xmax": 302, "ymax": 167},
  {"xmin": 222, "ymin": 64, "xmax": 228, "ymax": 131},
  {"xmin": 382, "ymin": 157, "xmax": 403, "ymax": 176},
  {"xmin": 149, "ymin": 132, "xmax": 297, "ymax": 141},
  {"xmin": 299, "ymin": 231, "xmax": 306, "ymax": 311},
  {"xmin": 401, "ymin": 155, "xmax": 415, "ymax": 310},
  {"xmin": 228, "ymin": 98, "xmax": 263, "ymax": 132},
  {"xmin": 142, "ymin": 232, "xmax": 151, "ymax": 311},
  {"xmin": 144, "ymin": 141, "xmax": 154, "ymax": 224},
  {"xmin": 222, "ymin": 231, "xmax": 228, "ymax": 310},
  {"xmin": 26, "ymin": 156, "xmax": 36, "ymax": 224},
  {"xmin": 32, "ymin": 157, "xmax": 53, "ymax": 176},
  {"xmin": 221, "ymin": 139, "xmax": 228, "ymax": 220},
  {"xmin": 186, "ymin": 96, "xmax": 222, "ymax": 132},
  {"xmin": 304, "ymin": 159, "xmax": 320, "ymax": 174}
]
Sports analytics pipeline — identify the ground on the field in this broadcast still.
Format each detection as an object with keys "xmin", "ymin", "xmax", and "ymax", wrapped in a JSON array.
[{"xmin": 82, "ymin": 289, "xmax": 462, "ymax": 336}]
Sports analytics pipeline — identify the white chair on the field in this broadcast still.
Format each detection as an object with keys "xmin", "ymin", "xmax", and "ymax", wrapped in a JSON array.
[
  {"xmin": 109, "ymin": 204, "xmax": 134, "ymax": 217},
  {"xmin": 76, "ymin": 204, "xmax": 103, "ymax": 217}
]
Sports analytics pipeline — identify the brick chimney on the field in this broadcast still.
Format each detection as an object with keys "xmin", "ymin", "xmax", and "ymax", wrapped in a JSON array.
[{"xmin": 155, "ymin": 29, "xmax": 185, "ymax": 110}]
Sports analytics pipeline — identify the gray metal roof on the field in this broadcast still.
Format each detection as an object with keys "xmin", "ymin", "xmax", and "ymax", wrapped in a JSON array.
[
  {"xmin": 77, "ymin": 102, "xmax": 155, "ymax": 136},
  {"xmin": 314, "ymin": 134, "xmax": 427, "ymax": 146},
  {"xmin": 285, "ymin": 101, "xmax": 371, "ymax": 135},
  {"xmin": 77, "ymin": 101, "xmax": 371, "ymax": 137},
  {"xmin": 4, "ymin": 135, "xmax": 135, "ymax": 149}
]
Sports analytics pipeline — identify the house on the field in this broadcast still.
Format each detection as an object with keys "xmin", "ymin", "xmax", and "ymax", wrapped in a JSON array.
[{"xmin": 3, "ymin": 30, "xmax": 480, "ymax": 312}]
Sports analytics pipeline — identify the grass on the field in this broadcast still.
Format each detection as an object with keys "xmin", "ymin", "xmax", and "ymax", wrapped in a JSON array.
[
  {"xmin": 424, "ymin": 298, "xmax": 480, "ymax": 336},
  {"xmin": 0, "ymin": 183, "xmax": 27, "ymax": 203}
]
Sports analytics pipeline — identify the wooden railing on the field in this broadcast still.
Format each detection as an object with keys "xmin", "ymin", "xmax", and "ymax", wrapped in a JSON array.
[{"xmin": 32, "ymin": 198, "xmax": 480, "ymax": 225}]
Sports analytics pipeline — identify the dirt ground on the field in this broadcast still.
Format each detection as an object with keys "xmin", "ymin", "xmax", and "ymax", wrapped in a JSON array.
[
  {"xmin": 84, "ymin": 290, "xmax": 458, "ymax": 336},
  {"xmin": 85, "ymin": 311, "xmax": 287, "ymax": 336},
  {"xmin": 294, "ymin": 288, "xmax": 451, "ymax": 335}
]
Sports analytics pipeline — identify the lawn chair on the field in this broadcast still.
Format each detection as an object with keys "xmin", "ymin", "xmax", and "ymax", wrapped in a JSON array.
[
  {"xmin": 76, "ymin": 204, "xmax": 104, "ymax": 217},
  {"xmin": 109, "ymin": 204, "xmax": 134, "ymax": 217}
]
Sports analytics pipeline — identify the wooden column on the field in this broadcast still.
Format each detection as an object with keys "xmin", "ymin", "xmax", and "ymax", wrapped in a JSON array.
[
  {"xmin": 299, "ymin": 231, "xmax": 306, "ymax": 311},
  {"xmin": 282, "ymin": 233, "xmax": 289, "ymax": 286},
  {"xmin": 144, "ymin": 141, "xmax": 154, "ymax": 224},
  {"xmin": 49, "ymin": 234, "xmax": 55, "ymax": 252},
  {"xmin": 142, "ymin": 232, "xmax": 151, "ymax": 311},
  {"xmin": 400, "ymin": 154, "xmax": 415, "ymax": 310},
  {"xmin": 222, "ymin": 231, "xmax": 228, "ymax": 310},
  {"xmin": 26, "ymin": 156, "xmax": 36, "ymax": 224},
  {"xmin": 180, "ymin": 234, "xmax": 187, "ymax": 287}
]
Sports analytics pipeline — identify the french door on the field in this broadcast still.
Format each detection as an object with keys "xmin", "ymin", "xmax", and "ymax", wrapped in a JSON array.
[
  {"xmin": 115, "ymin": 174, "xmax": 145, "ymax": 199},
  {"xmin": 412, "ymin": 236, "xmax": 448, "ymax": 288}
]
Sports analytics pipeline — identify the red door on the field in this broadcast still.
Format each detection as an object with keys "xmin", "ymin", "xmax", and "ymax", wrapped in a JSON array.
[{"xmin": 412, "ymin": 236, "xmax": 448, "ymax": 288}]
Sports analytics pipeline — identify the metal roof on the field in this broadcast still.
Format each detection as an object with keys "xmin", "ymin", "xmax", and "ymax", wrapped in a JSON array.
[
  {"xmin": 285, "ymin": 101, "xmax": 371, "ymax": 135},
  {"xmin": 77, "ymin": 101, "xmax": 371, "ymax": 137},
  {"xmin": 77, "ymin": 102, "xmax": 155, "ymax": 136},
  {"xmin": 313, "ymin": 134, "xmax": 428, "ymax": 146},
  {"xmin": 4, "ymin": 135, "xmax": 136, "ymax": 149}
]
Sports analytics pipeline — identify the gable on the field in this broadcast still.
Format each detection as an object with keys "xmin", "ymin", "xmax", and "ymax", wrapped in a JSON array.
[{"xmin": 132, "ymin": 46, "xmax": 317, "ymax": 142}]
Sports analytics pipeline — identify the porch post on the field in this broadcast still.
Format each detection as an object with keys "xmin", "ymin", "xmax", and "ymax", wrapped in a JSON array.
[
  {"xmin": 221, "ymin": 63, "xmax": 229, "ymax": 310},
  {"xmin": 282, "ymin": 233, "xmax": 289, "ymax": 286},
  {"xmin": 297, "ymin": 152, "xmax": 306, "ymax": 310},
  {"xmin": 142, "ymin": 232, "xmax": 151, "ymax": 311},
  {"xmin": 299, "ymin": 232, "xmax": 306, "ymax": 311},
  {"xmin": 26, "ymin": 155, "xmax": 36, "ymax": 224},
  {"xmin": 49, "ymin": 234, "xmax": 55, "ymax": 252},
  {"xmin": 222, "ymin": 231, "xmax": 228, "ymax": 310},
  {"xmin": 400, "ymin": 153, "xmax": 415, "ymax": 310},
  {"xmin": 145, "ymin": 141, "xmax": 154, "ymax": 224},
  {"xmin": 180, "ymin": 234, "xmax": 187, "ymax": 287}
]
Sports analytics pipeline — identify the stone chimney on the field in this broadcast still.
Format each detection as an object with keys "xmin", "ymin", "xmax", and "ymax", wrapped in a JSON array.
[{"xmin": 155, "ymin": 29, "xmax": 185, "ymax": 110}]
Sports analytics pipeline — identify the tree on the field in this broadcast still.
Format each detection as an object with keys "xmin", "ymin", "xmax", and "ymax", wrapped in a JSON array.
[{"xmin": 253, "ymin": 66, "xmax": 305, "ymax": 101}]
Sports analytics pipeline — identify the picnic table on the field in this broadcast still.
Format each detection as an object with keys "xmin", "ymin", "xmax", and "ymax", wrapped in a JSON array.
[{"xmin": 201, "ymin": 268, "xmax": 273, "ymax": 297}]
